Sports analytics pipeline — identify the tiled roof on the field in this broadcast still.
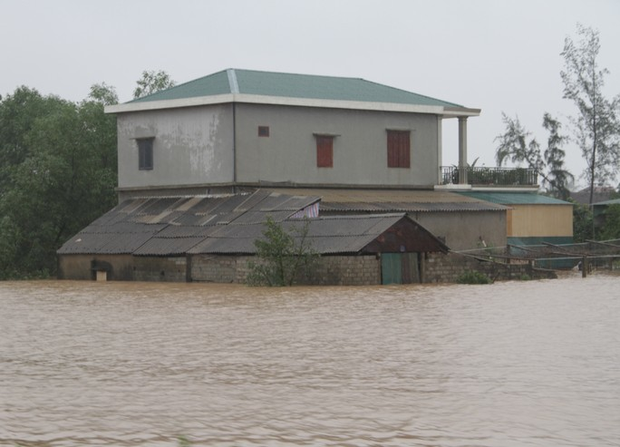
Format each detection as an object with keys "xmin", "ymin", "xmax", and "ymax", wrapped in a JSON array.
[{"xmin": 129, "ymin": 68, "xmax": 462, "ymax": 108}]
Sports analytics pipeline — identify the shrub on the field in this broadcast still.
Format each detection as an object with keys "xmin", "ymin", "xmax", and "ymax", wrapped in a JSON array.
[
  {"xmin": 246, "ymin": 216, "xmax": 318, "ymax": 286},
  {"xmin": 456, "ymin": 270, "xmax": 491, "ymax": 284}
]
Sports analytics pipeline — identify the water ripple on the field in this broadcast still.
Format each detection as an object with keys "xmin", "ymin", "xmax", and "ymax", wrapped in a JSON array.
[{"xmin": 1, "ymin": 275, "xmax": 619, "ymax": 446}]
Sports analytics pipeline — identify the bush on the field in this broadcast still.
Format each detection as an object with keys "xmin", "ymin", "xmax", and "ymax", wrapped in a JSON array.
[
  {"xmin": 456, "ymin": 270, "xmax": 491, "ymax": 284},
  {"xmin": 246, "ymin": 217, "xmax": 318, "ymax": 286}
]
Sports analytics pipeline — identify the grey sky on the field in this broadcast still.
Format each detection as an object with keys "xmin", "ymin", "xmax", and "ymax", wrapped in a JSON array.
[{"xmin": 2, "ymin": 0, "xmax": 619, "ymax": 187}]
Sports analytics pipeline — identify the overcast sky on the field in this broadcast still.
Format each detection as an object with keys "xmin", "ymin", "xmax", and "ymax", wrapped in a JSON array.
[{"xmin": 2, "ymin": 0, "xmax": 619, "ymax": 188}]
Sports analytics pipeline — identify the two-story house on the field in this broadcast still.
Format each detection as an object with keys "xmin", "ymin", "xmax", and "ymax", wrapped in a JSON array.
[
  {"xmin": 107, "ymin": 68, "xmax": 481, "ymax": 197},
  {"xmin": 58, "ymin": 69, "xmax": 568, "ymax": 283}
]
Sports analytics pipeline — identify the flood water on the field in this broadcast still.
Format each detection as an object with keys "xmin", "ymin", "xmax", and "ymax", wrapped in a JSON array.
[{"xmin": 1, "ymin": 274, "xmax": 619, "ymax": 447}]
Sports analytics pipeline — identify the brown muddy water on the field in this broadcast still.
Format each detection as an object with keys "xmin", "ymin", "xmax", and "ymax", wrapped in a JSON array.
[{"xmin": 1, "ymin": 274, "xmax": 619, "ymax": 447}]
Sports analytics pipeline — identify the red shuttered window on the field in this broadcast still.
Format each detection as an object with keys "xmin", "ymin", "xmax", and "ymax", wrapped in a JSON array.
[
  {"xmin": 387, "ymin": 130, "xmax": 410, "ymax": 168},
  {"xmin": 316, "ymin": 135, "xmax": 334, "ymax": 168}
]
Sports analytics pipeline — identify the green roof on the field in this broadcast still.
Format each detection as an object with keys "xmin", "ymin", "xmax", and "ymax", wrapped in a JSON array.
[
  {"xmin": 129, "ymin": 68, "xmax": 462, "ymax": 107},
  {"xmin": 458, "ymin": 191, "xmax": 572, "ymax": 205}
]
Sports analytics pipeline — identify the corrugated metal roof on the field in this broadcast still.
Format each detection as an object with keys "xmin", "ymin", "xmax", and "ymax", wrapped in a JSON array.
[
  {"xmin": 58, "ymin": 191, "xmax": 320, "ymax": 257},
  {"xmin": 187, "ymin": 213, "xmax": 447, "ymax": 255},
  {"xmin": 59, "ymin": 191, "xmax": 450, "ymax": 257},
  {"xmin": 133, "ymin": 237, "xmax": 205, "ymax": 257},
  {"xmin": 58, "ymin": 231, "xmax": 157, "ymax": 255},
  {"xmin": 129, "ymin": 69, "xmax": 462, "ymax": 108},
  {"xmin": 458, "ymin": 191, "xmax": 572, "ymax": 205},
  {"xmin": 262, "ymin": 188, "xmax": 507, "ymax": 212}
]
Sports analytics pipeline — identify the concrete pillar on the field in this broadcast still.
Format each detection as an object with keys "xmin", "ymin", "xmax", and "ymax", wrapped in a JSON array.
[{"xmin": 458, "ymin": 116, "xmax": 468, "ymax": 184}]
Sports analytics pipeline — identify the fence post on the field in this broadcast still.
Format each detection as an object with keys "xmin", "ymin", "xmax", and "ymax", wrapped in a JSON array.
[{"xmin": 582, "ymin": 256, "xmax": 588, "ymax": 278}]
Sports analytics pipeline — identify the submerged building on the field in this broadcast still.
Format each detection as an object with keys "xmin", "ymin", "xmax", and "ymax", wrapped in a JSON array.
[{"xmin": 58, "ymin": 69, "xmax": 571, "ymax": 284}]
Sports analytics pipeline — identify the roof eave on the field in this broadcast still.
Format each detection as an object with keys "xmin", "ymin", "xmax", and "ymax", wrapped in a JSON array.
[
  {"xmin": 442, "ymin": 106, "xmax": 481, "ymax": 118},
  {"xmin": 105, "ymin": 93, "xmax": 463, "ymax": 116}
]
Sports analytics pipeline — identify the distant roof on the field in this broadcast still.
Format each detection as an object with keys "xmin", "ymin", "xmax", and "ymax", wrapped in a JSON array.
[
  {"xmin": 570, "ymin": 185, "xmax": 616, "ymax": 205},
  {"xmin": 106, "ymin": 69, "xmax": 480, "ymax": 116},
  {"xmin": 592, "ymin": 198, "xmax": 620, "ymax": 206},
  {"xmin": 263, "ymin": 188, "xmax": 508, "ymax": 213},
  {"xmin": 458, "ymin": 191, "xmax": 572, "ymax": 206}
]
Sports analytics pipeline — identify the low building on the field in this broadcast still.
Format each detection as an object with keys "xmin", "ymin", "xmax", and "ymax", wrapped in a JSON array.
[
  {"xmin": 57, "ymin": 191, "xmax": 448, "ymax": 285},
  {"xmin": 457, "ymin": 191, "xmax": 573, "ymax": 246}
]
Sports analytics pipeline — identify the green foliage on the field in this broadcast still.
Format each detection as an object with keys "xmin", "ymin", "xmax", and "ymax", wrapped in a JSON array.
[
  {"xmin": 572, "ymin": 201, "xmax": 593, "ymax": 243},
  {"xmin": 0, "ymin": 86, "xmax": 118, "ymax": 279},
  {"xmin": 456, "ymin": 270, "xmax": 491, "ymax": 285},
  {"xmin": 599, "ymin": 204, "xmax": 620, "ymax": 240},
  {"xmin": 177, "ymin": 436, "xmax": 192, "ymax": 447},
  {"xmin": 133, "ymin": 70, "xmax": 176, "ymax": 99},
  {"xmin": 495, "ymin": 113, "xmax": 573, "ymax": 199},
  {"xmin": 561, "ymin": 24, "xmax": 620, "ymax": 203},
  {"xmin": 246, "ymin": 217, "xmax": 318, "ymax": 286}
]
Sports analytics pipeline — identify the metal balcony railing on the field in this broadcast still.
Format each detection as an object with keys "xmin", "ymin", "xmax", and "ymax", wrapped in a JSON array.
[{"xmin": 441, "ymin": 166, "xmax": 538, "ymax": 186}]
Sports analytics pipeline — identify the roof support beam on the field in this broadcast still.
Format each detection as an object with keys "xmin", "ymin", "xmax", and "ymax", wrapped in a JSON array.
[{"xmin": 458, "ymin": 116, "xmax": 468, "ymax": 185}]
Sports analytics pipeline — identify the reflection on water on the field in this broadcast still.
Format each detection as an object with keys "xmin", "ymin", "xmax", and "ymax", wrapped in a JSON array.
[{"xmin": 1, "ymin": 274, "xmax": 619, "ymax": 446}]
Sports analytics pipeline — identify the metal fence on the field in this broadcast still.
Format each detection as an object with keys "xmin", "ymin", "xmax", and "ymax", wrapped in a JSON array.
[{"xmin": 441, "ymin": 166, "xmax": 538, "ymax": 186}]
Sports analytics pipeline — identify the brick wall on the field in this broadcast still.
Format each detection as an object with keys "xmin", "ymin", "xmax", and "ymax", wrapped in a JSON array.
[
  {"xmin": 190, "ymin": 255, "xmax": 239, "ymax": 283},
  {"xmin": 190, "ymin": 254, "xmax": 381, "ymax": 285},
  {"xmin": 424, "ymin": 252, "xmax": 556, "ymax": 283},
  {"xmin": 305, "ymin": 255, "xmax": 381, "ymax": 285}
]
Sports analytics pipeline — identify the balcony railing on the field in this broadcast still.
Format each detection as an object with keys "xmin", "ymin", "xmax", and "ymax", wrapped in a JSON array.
[{"xmin": 441, "ymin": 166, "xmax": 538, "ymax": 187}]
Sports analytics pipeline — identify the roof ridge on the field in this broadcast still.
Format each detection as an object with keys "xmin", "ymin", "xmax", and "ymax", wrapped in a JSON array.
[
  {"xmin": 226, "ymin": 68, "xmax": 239, "ymax": 94},
  {"xmin": 230, "ymin": 68, "xmax": 364, "ymax": 82}
]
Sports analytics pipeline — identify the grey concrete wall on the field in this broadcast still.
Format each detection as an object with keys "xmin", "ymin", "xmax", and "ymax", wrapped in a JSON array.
[
  {"xmin": 412, "ymin": 210, "xmax": 507, "ymax": 251},
  {"xmin": 424, "ymin": 252, "xmax": 557, "ymax": 283},
  {"xmin": 235, "ymin": 103, "xmax": 441, "ymax": 187},
  {"xmin": 116, "ymin": 105, "xmax": 234, "ymax": 190},
  {"xmin": 57, "ymin": 255, "xmax": 134, "ymax": 280}
]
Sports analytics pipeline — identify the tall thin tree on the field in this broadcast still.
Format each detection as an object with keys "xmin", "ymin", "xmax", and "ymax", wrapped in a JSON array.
[{"xmin": 560, "ymin": 24, "xmax": 620, "ymax": 204}]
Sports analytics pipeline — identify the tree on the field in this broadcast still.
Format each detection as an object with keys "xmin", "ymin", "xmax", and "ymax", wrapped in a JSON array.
[
  {"xmin": 88, "ymin": 82, "xmax": 118, "ymax": 106},
  {"xmin": 572, "ymin": 201, "xmax": 593, "ymax": 243},
  {"xmin": 0, "ymin": 87, "xmax": 66, "ymax": 190},
  {"xmin": 0, "ymin": 86, "xmax": 117, "ymax": 278},
  {"xmin": 561, "ymin": 24, "xmax": 620, "ymax": 204},
  {"xmin": 133, "ymin": 70, "xmax": 176, "ymax": 99},
  {"xmin": 247, "ymin": 217, "xmax": 318, "ymax": 286},
  {"xmin": 598, "ymin": 204, "xmax": 620, "ymax": 240},
  {"xmin": 495, "ymin": 113, "xmax": 573, "ymax": 199}
]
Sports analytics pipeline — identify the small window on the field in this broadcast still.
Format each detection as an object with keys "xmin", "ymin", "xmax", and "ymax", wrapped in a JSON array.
[
  {"xmin": 387, "ymin": 130, "xmax": 410, "ymax": 168},
  {"xmin": 258, "ymin": 126, "xmax": 270, "ymax": 137},
  {"xmin": 137, "ymin": 138, "xmax": 154, "ymax": 170},
  {"xmin": 316, "ymin": 135, "xmax": 334, "ymax": 168}
]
